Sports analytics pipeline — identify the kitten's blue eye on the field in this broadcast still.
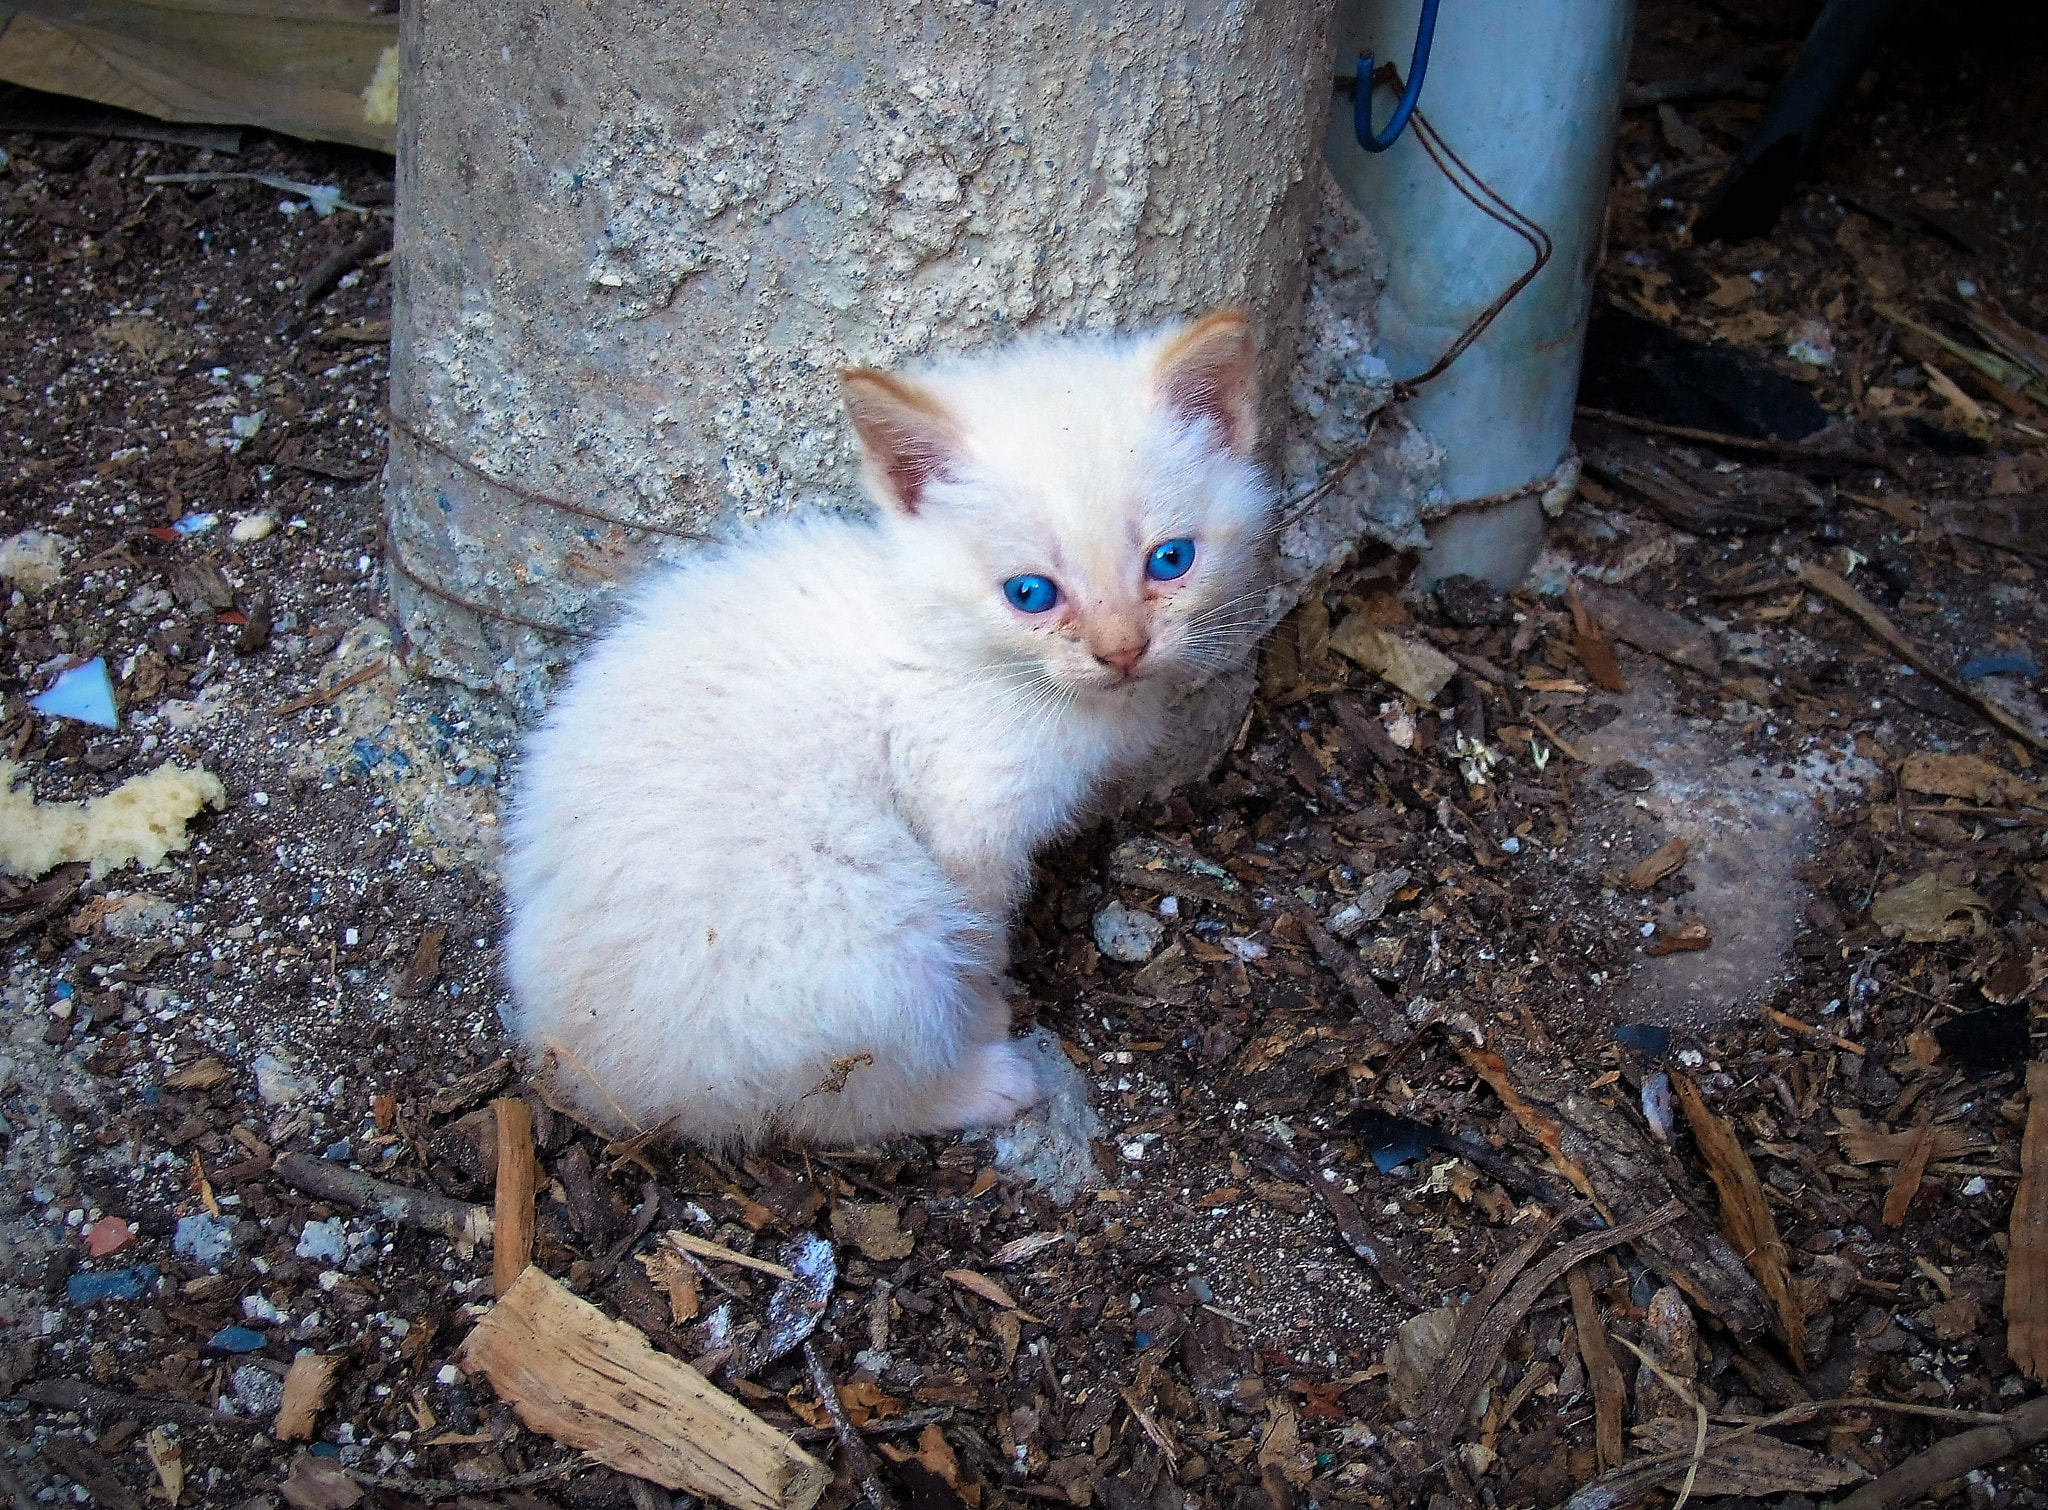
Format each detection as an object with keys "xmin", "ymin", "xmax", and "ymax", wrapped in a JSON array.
[
  {"xmin": 1147, "ymin": 538, "xmax": 1196, "ymax": 581},
  {"xmin": 1003, "ymin": 574, "xmax": 1060, "ymax": 613}
]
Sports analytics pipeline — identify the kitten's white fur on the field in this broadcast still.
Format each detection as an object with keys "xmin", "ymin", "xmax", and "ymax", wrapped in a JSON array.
[{"xmin": 503, "ymin": 313, "xmax": 1272, "ymax": 1148}]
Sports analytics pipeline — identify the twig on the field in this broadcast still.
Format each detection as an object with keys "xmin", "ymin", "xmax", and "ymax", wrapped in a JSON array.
[
  {"xmin": 1834, "ymin": 1397, "xmax": 2048, "ymax": 1510},
  {"xmin": 301, "ymin": 224, "xmax": 393, "ymax": 308},
  {"xmin": 1528, "ymin": 714, "xmax": 1584, "ymax": 764},
  {"xmin": 1797, "ymin": 563, "xmax": 2048, "ymax": 755},
  {"xmin": 13, "ymin": 1378, "xmax": 259, "ymax": 1432},
  {"xmin": 345, "ymin": 1456, "xmax": 587, "ymax": 1500},
  {"xmin": 1574, "ymin": 405, "xmax": 1903, "ymax": 479},
  {"xmin": 271, "ymin": 1151, "xmax": 491, "ymax": 1251},
  {"xmin": 803, "ymin": 1340, "xmax": 899, "ymax": 1510},
  {"xmin": 272, "ymin": 656, "xmax": 389, "ymax": 716}
]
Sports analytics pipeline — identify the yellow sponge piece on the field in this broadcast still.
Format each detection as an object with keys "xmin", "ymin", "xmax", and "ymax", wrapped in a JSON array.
[{"xmin": 0, "ymin": 759, "xmax": 228, "ymax": 878}]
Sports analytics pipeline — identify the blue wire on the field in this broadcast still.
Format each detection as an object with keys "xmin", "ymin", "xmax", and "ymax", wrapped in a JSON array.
[{"xmin": 1354, "ymin": 0, "xmax": 1441, "ymax": 153}]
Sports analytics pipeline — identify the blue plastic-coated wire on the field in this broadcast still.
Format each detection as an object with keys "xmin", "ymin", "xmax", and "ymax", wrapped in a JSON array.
[{"xmin": 1353, "ymin": 0, "xmax": 1441, "ymax": 153}]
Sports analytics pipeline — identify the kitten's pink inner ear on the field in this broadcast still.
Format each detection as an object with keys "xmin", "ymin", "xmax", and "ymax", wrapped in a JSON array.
[
  {"xmin": 839, "ymin": 369, "xmax": 964, "ymax": 515},
  {"xmin": 1152, "ymin": 309, "xmax": 1258, "ymax": 456}
]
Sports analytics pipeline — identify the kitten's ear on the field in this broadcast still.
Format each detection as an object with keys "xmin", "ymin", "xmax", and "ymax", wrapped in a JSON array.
[
  {"xmin": 1152, "ymin": 308, "xmax": 1258, "ymax": 457},
  {"xmin": 839, "ymin": 368, "xmax": 965, "ymax": 515}
]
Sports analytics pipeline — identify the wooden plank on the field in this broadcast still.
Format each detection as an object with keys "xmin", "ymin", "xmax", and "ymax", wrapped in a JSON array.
[
  {"xmin": 2009, "ymin": 1062, "xmax": 2048, "ymax": 1381},
  {"xmin": 458, "ymin": 1267, "xmax": 828, "ymax": 1510},
  {"xmin": 491, "ymin": 1095, "xmax": 536, "ymax": 1297}
]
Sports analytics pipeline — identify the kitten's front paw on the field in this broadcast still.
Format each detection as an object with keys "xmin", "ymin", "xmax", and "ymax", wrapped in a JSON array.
[{"xmin": 935, "ymin": 1039, "xmax": 1044, "ymax": 1130}]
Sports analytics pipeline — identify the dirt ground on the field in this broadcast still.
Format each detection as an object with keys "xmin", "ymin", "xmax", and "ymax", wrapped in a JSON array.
[{"xmin": 7, "ymin": 2, "xmax": 2048, "ymax": 1507}]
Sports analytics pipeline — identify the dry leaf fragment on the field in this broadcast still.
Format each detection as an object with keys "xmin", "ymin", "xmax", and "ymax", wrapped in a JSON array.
[
  {"xmin": 830, "ymin": 1201, "xmax": 914, "ymax": 1262},
  {"xmin": 1930, "ymin": 1295, "xmax": 1984, "ymax": 1342},
  {"xmin": 1870, "ymin": 873, "xmax": 1990, "ymax": 943},
  {"xmin": 1257, "ymin": 1406, "xmax": 1311, "ymax": 1489},
  {"xmin": 1900, "ymin": 752, "xmax": 2040, "ymax": 807},
  {"xmin": 639, "ymin": 1247, "xmax": 703, "ymax": 1324},
  {"xmin": 1626, "ymin": 838, "xmax": 1690, "ymax": 891},
  {"xmin": 836, "ymin": 1377, "xmax": 904, "ymax": 1426},
  {"xmin": 943, "ymin": 1269, "xmax": 1018, "ymax": 1310},
  {"xmin": 1567, "ymin": 582, "xmax": 1628, "ymax": 694}
]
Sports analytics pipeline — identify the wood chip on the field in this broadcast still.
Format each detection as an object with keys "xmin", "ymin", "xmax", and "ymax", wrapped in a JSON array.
[
  {"xmin": 1574, "ymin": 580, "xmax": 1722, "ymax": 676},
  {"xmin": 1673, "ymin": 1074, "xmax": 1805, "ymax": 1362},
  {"xmin": 164, "ymin": 1055, "xmax": 230, "ymax": 1091},
  {"xmin": 394, "ymin": 925, "xmax": 446, "ymax": 998},
  {"xmin": 1625, "ymin": 837, "xmax": 1690, "ymax": 891},
  {"xmin": 2008, "ymin": 1062, "xmax": 2048, "ymax": 1381},
  {"xmin": 1647, "ymin": 919, "xmax": 1713, "ymax": 956},
  {"xmin": 492, "ymin": 1095, "xmax": 536, "ymax": 1297},
  {"xmin": 458, "ymin": 1266, "xmax": 827, "ymax": 1509},
  {"xmin": 1569, "ymin": 1264, "xmax": 1628, "ymax": 1471},
  {"xmin": 1883, "ymin": 1117, "xmax": 1938, "ymax": 1227},
  {"xmin": 425, "ymin": 1056, "xmax": 515, "ymax": 1118},
  {"xmin": 275, "ymin": 1353, "xmax": 344, "ymax": 1441},
  {"xmin": 1567, "ymin": 581, "xmax": 1628, "ymax": 693},
  {"xmin": 1832, "ymin": 1108, "xmax": 1986, "ymax": 1163}
]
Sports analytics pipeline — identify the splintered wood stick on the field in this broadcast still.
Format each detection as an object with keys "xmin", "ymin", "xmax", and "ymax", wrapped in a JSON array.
[
  {"xmin": 493, "ymin": 1096, "xmax": 537, "ymax": 1297},
  {"xmin": 2008, "ymin": 1062, "xmax": 2048, "ymax": 1381},
  {"xmin": 1569, "ymin": 1264, "xmax": 1627, "ymax": 1472},
  {"xmin": 459, "ymin": 1267, "xmax": 827, "ymax": 1510},
  {"xmin": 664, "ymin": 1230, "xmax": 796, "ymax": 1280}
]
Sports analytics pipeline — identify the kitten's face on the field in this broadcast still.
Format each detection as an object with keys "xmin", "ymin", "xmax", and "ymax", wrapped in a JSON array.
[{"xmin": 842, "ymin": 312, "xmax": 1272, "ymax": 699}]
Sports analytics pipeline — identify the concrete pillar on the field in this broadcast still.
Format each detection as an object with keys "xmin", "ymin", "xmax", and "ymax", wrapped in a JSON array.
[{"xmin": 386, "ymin": 0, "xmax": 1341, "ymax": 727}]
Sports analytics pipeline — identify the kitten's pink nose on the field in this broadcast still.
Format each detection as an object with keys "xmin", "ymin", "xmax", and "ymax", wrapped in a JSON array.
[{"xmin": 1095, "ymin": 642, "xmax": 1149, "ymax": 677}]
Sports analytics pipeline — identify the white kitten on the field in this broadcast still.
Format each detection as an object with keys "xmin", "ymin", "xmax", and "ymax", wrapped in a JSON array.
[{"xmin": 502, "ymin": 311, "xmax": 1273, "ymax": 1149}]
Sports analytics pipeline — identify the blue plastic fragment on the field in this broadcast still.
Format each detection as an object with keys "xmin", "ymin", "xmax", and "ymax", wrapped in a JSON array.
[
  {"xmin": 31, "ymin": 657, "xmax": 118, "ymax": 729},
  {"xmin": 1614, "ymin": 1023, "xmax": 1671, "ymax": 1060},
  {"xmin": 53, "ymin": 981, "xmax": 73, "ymax": 1000},
  {"xmin": 1959, "ymin": 650, "xmax": 2039, "ymax": 682},
  {"xmin": 309, "ymin": 1443, "xmax": 342, "ymax": 1459},
  {"xmin": 172, "ymin": 512, "xmax": 219, "ymax": 536},
  {"xmin": 1348, "ymin": 1109, "xmax": 1433, "ymax": 1173},
  {"xmin": 324, "ymin": 1141, "xmax": 352, "ymax": 1162},
  {"xmin": 206, "ymin": 1325, "xmax": 267, "ymax": 1354},
  {"xmin": 68, "ymin": 1264, "xmax": 158, "ymax": 1305},
  {"xmin": 351, "ymin": 737, "xmax": 384, "ymax": 772}
]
